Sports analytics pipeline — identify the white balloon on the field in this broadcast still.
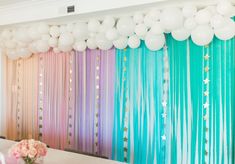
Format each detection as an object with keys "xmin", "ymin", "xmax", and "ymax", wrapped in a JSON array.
[
  {"xmin": 145, "ymin": 32, "xmax": 165, "ymax": 51},
  {"xmin": 144, "ymin": 15, "xmax": 155, "ymax": 28},
  {"xmin": 105, "ymin": 28, "xmax": 119, "ymax": 41},
  {"xmin": 66, "ymin": 23, "xmax": 75, "ymax": 32},
  {"xmin": 117, "ymin": 17, "xmax": 135, "ymax": 36},
  {"xmin": 87, "ymin": 38, "xmax": 97, "ymax": 49},
  {"xmin": 28, "ymin": 42, "xmax": 38, "ymax": 53},
  {"xmin": 99, "ymin": 24, "xmax": 109, "ymax": 33},
  {"xmin": 191, "ymin": 25, "xmax": 214, "ymax": 46},
  {"xmin": 60, "ymin": 25, "xmax": 68, "ymax": 34},
  {"xmin": 38, "ymin": 23, "xmax": 49, "ymax": 34},
  {"xmin": 214, "ymin": 19, "xmax": 235, "ymax": 40},
  {"xmin": 184, "ymin": 17, "xmax": 197, "ymax": 30},
  {"xmin": 133, "ymin": 12, "xmax": 144, "ymax": 24},
  {"xmin": 18, "ymin": 47, "xmax": 32, "ymax": 58},
  {"xmin": 7, "ymin": 49, "xmax": 19, "ymax": 60},
  {"xmin": 29, "ymin": 26, "xmax": 41, "ymax": 40},
  {"xmin": 41, "ymin": 34, "xmax": 50, "ymax": 41},
  {"xmin": 58, "ymin": 44, "xmax": 73, "ymax": 52},
  {"xmin": 103, "ymin": 16, "xmax": 115, "ymax": 28},
  {"xmin": 36, "ymin": 40, "xmax": 50, "ymax": 52},
  {"xmin": 6, "ymin": 49, "xmax": 17, "ymax": 56},
  {"xmin": 217, "ymin": 0, "xmax": 234, "ymax": 16},
  {"xmin": 48, "ymin": 37, "xmax": 58, "ymax": 47},
  {"xmin": 150, "ymin": 22, "xmax": 164, "ymax": 35},
  {"xmin": 101, "ymin": 17, "xmax": 116, "ymax": 32},
  {"xmin": 113, "ymin": 36, "xmax": 128, "ymax": 49},
  {"xmin": 53, "ymin": 47, "xmax": 60, "ymax": 53},
  {"xmin": 182, "ymin": 5, "xmax": 197, "ymax": 18},
  {"xmin": 206, "ymin": 6, "xmax": 217, "ymax": 15},
  {"xmin": 73, "ymin": 41, "xmax": 87, "ymax": 51},
  {"xmin": 49, "ymin": 26, "xmax": 60, "ymax": 38},
  {"xmin": 195, "ymin": 9, "xmax": 212, "ymax": 25},
  {"xmin": 160, "ymin": 8, "xmax": 184, "ymax": 31},
  {"xmin": 7, "ymin": 49, "xmax": 16, "ymax": 56},
  {"xmin": 73, "ymin": 22, "xmax": 88, "ymax": 41},
  {"xmin": 59, "ymin": 32, "xmax": 74, "ymax": 46},
  {"xmin": 135, "ymin": 24, "xmax": 148, "ymax": 38},
  {"xmin": 96, "ymin": 33, "xmax": 113, "ymax": 50},
  {"xmin": 128, "ymin": 35, "xmax": 141, "ymax": 49},
  {"xmin": 1, "ymin": 29, "xmax": 12, "ymax": 39},
  {"xmin": 89, "ymin": 32, "xmax": 96, "ymax": 38},
  {"xmin": 15, "ymin": 28, "xmax": 31, "ymax": 43},
  {"xmin": 147, "ymin": 9, "xmax": 161, "ymax": 21},
  {"xmin": 21, "ymin": 51, "xmax": 33, "ymax": 59},
  {"xmin": 17, "ymin": 41, "xmax": 27, "ymax": 48},
  {"xmin": 172, "ymin": 28, "xmax": 191, "ymax": 41},
  {"xmin": 5, "ymin": 40, "xmax": 16, "ymax": 49},
  {"xmin": 210, "ymin": 14, "xmax": 225, "ymax": 29},
  {"xmin": 88, "ymin": 19, "xmax": 100, "ymax": 32}
]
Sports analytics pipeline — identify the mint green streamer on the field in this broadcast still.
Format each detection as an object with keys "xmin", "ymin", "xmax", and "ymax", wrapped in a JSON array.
[
  {"xmin": 112, "ymin": 43, "xmax": 164, "ymax": 163},
  {"xmin": 112, "ymin": 31, "xmax": 235, "ymax": 164},
  {"xmin": 166, "ymin": 34, "xmax": 235, "ymax": 164}
]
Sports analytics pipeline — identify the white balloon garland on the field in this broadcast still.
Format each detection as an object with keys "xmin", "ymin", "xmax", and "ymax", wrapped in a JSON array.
[{"xmin": 0, "ymin": 1, "xmax": 234, "ymax": 60}]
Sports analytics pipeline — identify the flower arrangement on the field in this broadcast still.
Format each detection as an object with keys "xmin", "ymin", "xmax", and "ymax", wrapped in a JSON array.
[{"xmin": 9, "ymin": 139, "xmax": 47, "ymax": 164}]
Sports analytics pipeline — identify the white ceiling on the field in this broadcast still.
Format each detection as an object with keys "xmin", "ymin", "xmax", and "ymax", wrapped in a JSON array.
[{"xmin": 0, "ymin": 0, "xmax": 40, "ymax": 6}]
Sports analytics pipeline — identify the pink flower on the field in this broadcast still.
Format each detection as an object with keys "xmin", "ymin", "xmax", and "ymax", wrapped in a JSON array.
[
  {"xmin": 10, "ymin": 148, "xmax": 21, "ymax": 159},
  {"xmin": 35, "ymin": 142, "xmax": 47, "ymax": 157},
  {"xmin": 28, "ymin": 148, "xmax": 37, "ymax": 158},
  {"xmin": 20, "ymin": 146, "xmax": 28, "ymax": 157},
  {"xmin": 9, "ymin": 139, "xmax": 47, "ymax": 160}
]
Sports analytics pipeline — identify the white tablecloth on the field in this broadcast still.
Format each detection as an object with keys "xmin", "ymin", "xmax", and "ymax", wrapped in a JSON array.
[{"xmin": 0, "ymin": 139, "xmax": 122, "ymax": 164}]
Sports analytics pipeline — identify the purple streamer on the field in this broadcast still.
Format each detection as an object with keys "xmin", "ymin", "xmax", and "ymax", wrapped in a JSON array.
[{"xmin": 74, "ymin": 48, "xmax": 115, "ymax": 158}]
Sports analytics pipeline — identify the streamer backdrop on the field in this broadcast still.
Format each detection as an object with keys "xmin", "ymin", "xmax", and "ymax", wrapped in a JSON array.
[{"xmin": 0, "ymin": 35, "xmax": 234, "ymax": 164}]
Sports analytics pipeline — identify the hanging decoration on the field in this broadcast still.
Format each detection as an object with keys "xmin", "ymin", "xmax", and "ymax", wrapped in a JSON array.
[
  {"xmin": 16, "ymin": 60, "xmax": 23, "ymax": 140},
  {"xmin": 203, "ymin": 46, "xmax": 210, "ymax": 163},
  {"xmin": 161, "ymin": 45, "xmax": 169, "ymax": 162},
  {"xmin": 94, "ymin": 51, "xmax": 101, "ymax": 155},
  {"xmin": 0, "ymin": 1, "xmax": 234, "ymax": 60},
  {"xmin": 38, "ymin": 55, "xmax": 44, "ymax": 141},
  {"xmin": 67, "ymin": 52, "xmax": 74, "ymax": 147}
]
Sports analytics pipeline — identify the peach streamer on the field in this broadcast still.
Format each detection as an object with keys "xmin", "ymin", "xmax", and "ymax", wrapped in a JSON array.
[{"xmin": 5, "ymin": 55, "xmax": 38, "ymax": 140}]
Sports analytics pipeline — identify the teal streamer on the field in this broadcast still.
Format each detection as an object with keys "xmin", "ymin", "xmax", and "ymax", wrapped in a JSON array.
[
  {"xmin": 112, "ymin": 23, "xmax": 235, "ymax": 163},
  {"xmin": 166, "ymin": 34, "xmax": 235, "ymax": 164},
  {"xmin": 112, "ymin": 42, "xmax": 164, "ymax": 163}
]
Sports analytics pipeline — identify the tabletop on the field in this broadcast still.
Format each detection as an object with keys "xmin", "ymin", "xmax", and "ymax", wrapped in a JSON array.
[{"xmin": 0, "ymin": 139, "xmax": 122, "ymax": 164}]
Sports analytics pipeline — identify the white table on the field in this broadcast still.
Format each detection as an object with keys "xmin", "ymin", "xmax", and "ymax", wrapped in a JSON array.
[{"xmin": 0, "ymin": 139, "xmax": 122, "ymax": 164}]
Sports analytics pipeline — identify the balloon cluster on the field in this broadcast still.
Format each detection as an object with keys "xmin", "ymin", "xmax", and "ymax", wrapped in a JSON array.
[{"xmin": 0, "ymin": 1, "xmax": 234, "ymax": 60}]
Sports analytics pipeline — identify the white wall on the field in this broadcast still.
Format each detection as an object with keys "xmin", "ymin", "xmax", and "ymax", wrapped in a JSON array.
[
  {"xmin": 0, "ymin": 0, "xmax": 164, "ymax": 26},
  {"xmin": 0, "ymin": 0, "xmax": 234, "ymax": 26}
]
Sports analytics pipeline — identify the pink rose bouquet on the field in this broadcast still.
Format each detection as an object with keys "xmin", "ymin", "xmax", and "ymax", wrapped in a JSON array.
[{"xmin": 9, "ymin": 139, "xmax": 47, "ymax": 164}]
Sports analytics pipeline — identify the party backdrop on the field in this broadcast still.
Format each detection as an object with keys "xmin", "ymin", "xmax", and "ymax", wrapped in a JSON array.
[{"xmin": 1, "ymin": 35, "xmax": 235, "ymax": 164}]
